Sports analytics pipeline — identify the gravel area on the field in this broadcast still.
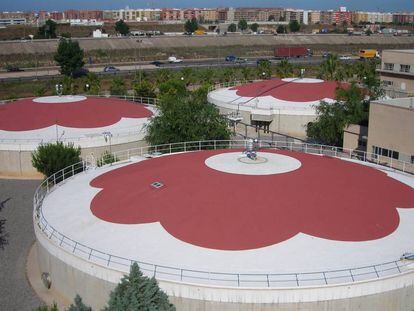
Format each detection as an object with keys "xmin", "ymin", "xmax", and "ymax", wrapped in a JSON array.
[{"xmin": 0, "ymin": 179, "xmax": 42, "ymax": 310}]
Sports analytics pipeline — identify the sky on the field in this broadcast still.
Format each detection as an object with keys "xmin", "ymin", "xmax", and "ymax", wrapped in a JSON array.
[{"xmin": 0, "ymin": 0, "xmax": 413, "ymax": 12}]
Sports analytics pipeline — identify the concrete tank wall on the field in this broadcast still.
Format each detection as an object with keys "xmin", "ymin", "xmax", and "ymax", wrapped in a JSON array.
[
  {"xmin": 0, "ymin": 139, "xmax": 147, "ymax": 178},
  {"xmin": 35, "ymin": 226, "xmax": 414, "ymax": 311}
]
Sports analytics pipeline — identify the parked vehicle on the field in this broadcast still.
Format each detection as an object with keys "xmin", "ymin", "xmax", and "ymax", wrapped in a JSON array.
[
  {"xmin": 274, "ymin": 47, "xmax": 311, "ymax": 59},
  {"xmin": 256, "ymin": 59, "xmax": 271, "ymax": 66},
  {"xmin": 6, "ymin": 67, "xmax": 24, "ymax": 72},
  {"xmin": 235, "ymin": 57, "xmax": 247, "ymax": 64},
  {"xmin": 194, "ymin": 30, "xmax": 206, "ymax": 35},
  {"xmin": 71, "ymin": 68, "xmax": 89, "ymax": 78},
  {"xmin": 359, "ymin": 49, "xmax": 380, "ymax": 60},
  {"xmin": 103, "ymin": 66, "xmax": 120, "ymax": 73},
  {"xmin": 339, "ymin": 55, "xmax": 351, "ymax": 60},
  {"xmin": 168, "ymin": 56, "xmax": 183, "ymax": 63},
  {"xmin": 150, "ymin": 61, "xmax": 164, "ymax": 67},
  {"xmin": 225, "ymin": 55, "xmax": 237, "ymax": 62}
]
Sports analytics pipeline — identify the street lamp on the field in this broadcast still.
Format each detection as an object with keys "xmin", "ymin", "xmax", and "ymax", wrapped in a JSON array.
[
  {"xmin": 55, "ymin": 83, "xmax": 63, "ymax": 96},
  {"xmin": 102, "ymin": 131, "xmax": 113, "ymax": 154}
]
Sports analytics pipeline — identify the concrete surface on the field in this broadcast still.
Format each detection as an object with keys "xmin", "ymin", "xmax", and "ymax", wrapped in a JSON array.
[{"xmin": 0, "ymin": 178, "xmax": 42, "ymax": 310}]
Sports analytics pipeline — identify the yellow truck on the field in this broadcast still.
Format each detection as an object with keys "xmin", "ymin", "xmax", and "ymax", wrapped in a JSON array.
[
  {"xmin": 359, "ymin": 49, "xmax": 380, "ymax": 60},
  {"xmin": 194, "ymin": 30, "xmax": 206, "ymax": 35}
]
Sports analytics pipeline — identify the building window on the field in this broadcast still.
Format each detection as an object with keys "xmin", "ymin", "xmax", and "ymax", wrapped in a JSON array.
[
  {"xmin": 400, "ymin": 64, "xmax": 411, "ymax": 73},
  {"xmin": 383, "ymin": 63, "xmax": 394, "ymax": 71},
  {"xmin": 373, "ymin": 146, "xmax": 399, "ymax": 160},
  {"xmin": 382, "ymin": 80, "xmax": 393, "ymax": 87}
]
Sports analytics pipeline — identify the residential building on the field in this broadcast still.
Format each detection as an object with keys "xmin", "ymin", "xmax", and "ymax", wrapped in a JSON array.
[
  {"xmin": 308, "ymin": 11, "xmax": 321, "ymax": 24},
  {"xmin": 285, "ymin": 9, "xmax": 304, "ymax": 24},
  {"xmin": 182, "ymin": 8, "xmax": 202, "ymax": 21},
  {"xmin": 367, "ymin": 97, "xmax": 414, "ymax": 165},
  {"xmin": 320, "ymin": 11, "xmax": 334, "ymax": 24},
  {"xmin": 49, "ymin": 11, "xmax": 64, "ymax": 21},
  {"xmin": 393, "ymin": 12, "xmax": 414, "ymax": 24},
  {"xmin": 161, "ymin": 8, "xmax": 182, "ymax": 21},
  {"xmin": 199, "ymin": 9, "xmax": 218, "ymax": 22},
  {"xmin": 0, "ymin": 17, "xmax": 26, "ymax": 26},
  {"xmin": 105, "ymin": 9, "xmax": 161, "ymax": 21},
  {"xmin": 377, "ymin": 49, "xmax": 414, "ymax": 97},
  {"xmin": 333, "ymin": 10, "xmax": 352, "ymax": 25},
  {"xmin": 64, "ymin": 10, "xmax": 103, "ymax": 21}
]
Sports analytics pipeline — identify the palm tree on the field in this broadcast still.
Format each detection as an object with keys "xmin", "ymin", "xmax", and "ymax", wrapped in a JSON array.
[
  {"xmin": 275, "ymin": 59, "xmax": 293, "ymax": 78},
  {"xmin": 319, "ymin": 54, "xmax": 340, "ymax": 81}
]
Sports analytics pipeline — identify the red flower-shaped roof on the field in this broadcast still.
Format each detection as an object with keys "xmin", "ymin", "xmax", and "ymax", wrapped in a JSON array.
[
  {"xmin": 230, "ymin": 79, "xmax": 344, "ymax": 102},
  {"xmin": 90, "ymin": 150, "xmax": 414, "ymax": 251},
  {"xmin": 0, "ymin": 97, "xmax": 153, "ymax": 131}
]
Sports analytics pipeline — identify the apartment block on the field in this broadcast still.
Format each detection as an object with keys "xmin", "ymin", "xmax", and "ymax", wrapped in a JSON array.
[
  {"xmin": 393, "ymin": 12, "xmax": 414, "ymax": 24},
  {"xmin": 161, "ymin": 8, "xmax": 182, "ymax": 21},
  {"xmin": 308, "ymin": 11, "xmax": 321, "ymax": 24},
  {"xmin": 367, "ymin": 97, "xmax": 414, "ymax": 164},
  {"xmin": 378, "ymin": 49, "xmax": 414, "ymax": 97}
]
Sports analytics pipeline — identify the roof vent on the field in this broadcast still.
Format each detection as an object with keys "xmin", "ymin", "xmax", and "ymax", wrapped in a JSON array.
[{"xmin": 151, "ymin": 181, "xmax": 164, "ymax": 189}]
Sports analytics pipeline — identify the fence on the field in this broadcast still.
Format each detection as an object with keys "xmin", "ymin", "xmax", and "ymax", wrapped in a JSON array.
[{"xmin": 34, "ymin": 139, "xmax": 414, "ymax": 288}]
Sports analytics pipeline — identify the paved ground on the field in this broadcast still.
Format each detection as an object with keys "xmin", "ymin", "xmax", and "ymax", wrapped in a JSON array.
[{"xmin": 0, "ymin": 179, "xmax": 42, "ymax": 310}]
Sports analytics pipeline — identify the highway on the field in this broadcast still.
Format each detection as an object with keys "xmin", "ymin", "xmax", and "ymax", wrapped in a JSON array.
[{"xmin": 0, "ymin": 57, "xmax": 357, "ymax": 82}]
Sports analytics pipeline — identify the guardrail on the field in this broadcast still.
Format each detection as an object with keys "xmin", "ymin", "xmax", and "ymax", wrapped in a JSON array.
[{"xmin": 34, "ymin": 139, "xmax": 414, "ymax": 288}]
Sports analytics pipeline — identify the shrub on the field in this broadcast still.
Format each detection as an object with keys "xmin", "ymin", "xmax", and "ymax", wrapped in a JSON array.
[
  {"xmin": 31, "ymin": 142, "xmax": 82, "ymax": 178},
  {"xmin": 97, "ymin": 151, "xmax": 119, "ymax": 167},
  {"xmin": 104, "ymin": 263, "xmax": 175, "ymax": 311}
]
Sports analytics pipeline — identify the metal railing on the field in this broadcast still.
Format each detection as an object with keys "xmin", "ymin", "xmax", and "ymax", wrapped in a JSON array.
[{"xmin": 34, "ymin": 139, "xmax": 414, "ymax": 288}]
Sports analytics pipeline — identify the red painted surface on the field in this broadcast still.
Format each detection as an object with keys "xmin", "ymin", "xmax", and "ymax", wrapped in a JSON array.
[
  {"xmin": 0, "ymin": 97, "xmax": 153, "ymax": 131},
  {"xmin": 90, "ymin": 150, "xmax": 414, "ymax": 250},
  {"xmin": 230, "ymin": 79, "xmax": 344, "ymax": 103}
]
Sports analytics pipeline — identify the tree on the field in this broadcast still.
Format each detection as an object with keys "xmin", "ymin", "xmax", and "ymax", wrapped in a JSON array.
[
  {"xmin": 250, "ymin": 23, "xmax": 259, "ymax": 33},
  {"xmin": 85, "ymin": 73, "xmax": 101, "ymax": 95},
  {"xmin": 307, "ymin": 83, "xmax": 368, "ymax": 146},
  {"xmin": 110, "ymin": 77, "xmax": 127, "ymax": 95},
  {"xmin": 257, "ymin": 60, "xmax": 272, "ymax": 79},
  {"xmin": 318, "ymin": 54, "xmax": 341, "ymax": 81},
  {"xmin": 228, "ymin": 23, "xmax": 237, "ymax": 32},
  {"xmin": 276, "ymin": 25, "xmax": 286, "ymax": 34},
  {"xmin": 37, "ymin": 19, "xmax": 57, "ymax": 39},
  {"xmin": 115, "ymin": 20, "xmax": 129, "ymax": 36},
  {"xmin": 158, "ymin": 79, "xmax": 187, "ymax": 98},
  {"xmin": 133, "ymin": 80, "xmax": 156, "ymax": 98},
  {"xmin": 275, "ymin": 59, "xmax": 293, "ymax": 78},
  {"xmin": 145, "ymin": 87, "xmax": 231, "ymax": 145},
  {"xmin": 34, "ymin": 303, "xmax": 58, "ymax": 311},
  {"xmin": 32, "ymin": 142, "xmax": 82, "ymax": 177},
  {"xmin": 184, "ymin": 18, "xmax": 198, "ymax": 33},
  {"xmin": 104, "ymin": 263, "xmax": 175, "ymax": 311},
  {"xmin": 67, "ymin": 295, "xmax": 91, "ymax": 311},
  {"xmin": 238, "ymin": 19, "xmax": 248, "ymax": 31},
  {"xmin": 54, "ymin": 39, "xmax": 85, "ymax": 77},
  {"xmin": 289, "ymin": 20, "xmax": 301, "ymax": 33}
]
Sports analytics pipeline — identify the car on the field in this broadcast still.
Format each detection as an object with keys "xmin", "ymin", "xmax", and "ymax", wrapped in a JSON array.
[
  {"xmin": 256, "ymin": 59, "xmax": 271, "ymax": 66},
  {"xmin": 225, "ymin": 55, "xmax": 237, "ymax": 62},
  {"xmin": 235, "ymin": 57, "xmax": 247, "ymax": 64},
  {"xmin": 322, "ymin": 52, "xmax": 331, "ymax": 58},
  {"xmin": 150, "ymin": 61, "xmax": 164, "ymax": 67},
  {"xmin": 6, "ymin": 67, "xmax": 24, "ymax": 72},
  {"xmin": 167, "ymin": 56, "xmax": 183, "ymax": 63},
  {"xmin": 71, "ymin": 68, "xmax": 89, "ymax": 78},
  {"xmin": 339, "ymin": 55, "xmax": 352, "ymax": 60},
  {"xmin": 103, "ymin": 66, "xmax": 120, "ymax": 73}
]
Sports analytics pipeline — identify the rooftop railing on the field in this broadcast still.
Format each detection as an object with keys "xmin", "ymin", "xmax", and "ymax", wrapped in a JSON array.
[{"xmin": 34, "ymin": 139, "xmax": 414, "ymax": 288}]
